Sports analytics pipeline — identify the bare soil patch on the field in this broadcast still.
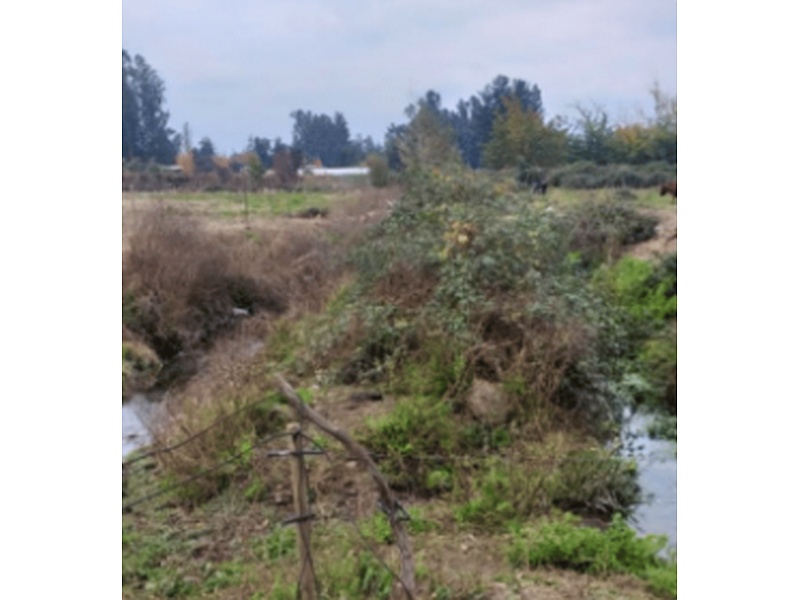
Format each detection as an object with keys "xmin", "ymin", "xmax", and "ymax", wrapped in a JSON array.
[{"xmin": 627, "ymin": 207, "xmax": 677, "ymax": 260}]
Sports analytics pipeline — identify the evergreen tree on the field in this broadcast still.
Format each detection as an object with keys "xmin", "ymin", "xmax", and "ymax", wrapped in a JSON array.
[
  {"xmin": 454, "ymin": 75, "xmax": 544, "ymax": 167},
  {"xmin": 122, "ymin": 50, "xmax": 178, "ymax": 164},
  {"xmin": 248, "ymin": 136, "xmax": 273, "ymax": 168},
  {"xmin": 291, "ymin": 110, "xmax": 355, "ymax": 167},
  {"xmin": 193, "ymin": 137, "xmax": 216, "ymax": 173}
]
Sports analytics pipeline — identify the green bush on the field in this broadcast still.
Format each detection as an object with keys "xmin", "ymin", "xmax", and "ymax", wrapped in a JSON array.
[
  {"xmin": 563, "ymin": 200, "xmax": 659, "ymax": 266},
  {"xmin": 593, "ymin": 253, "xmax": 676, "ymax": 416},
  {"xmin": 548, "ymin": 451, "xmax": 641, "ymax": 518},
  {"xmin": 454, "ymin": 458, "xmax": 538, "ymax": 529},
  {"xmin": 299, "ymin": 165, "xmax": 653, "ymax": 440},
  {"xmin": 594, "ymin": 256, "xmax": 677, "ymax": 326},
  {"xmin": 639, "ymin": 327, "xmax": 677, "ymax": 416},
  {"xmin": 508, "ymin": 512, "xmax": 676, "ymax": 598},
  {"xmin": 360, "ymin": 396, "xmax": 458, "ymax": 493},
  {"xmin": 366, "ymin": 153, "xmax": 390, "ymax": 187},
  {"xmin": 647, "ymin": 414, "xmax": 677, "ymax": 442}
]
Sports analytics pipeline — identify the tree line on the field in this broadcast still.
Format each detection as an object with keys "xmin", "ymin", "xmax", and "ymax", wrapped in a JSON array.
[{"xmin": 122, "ymin": 51, "xmax": 676, "ymax": 175}]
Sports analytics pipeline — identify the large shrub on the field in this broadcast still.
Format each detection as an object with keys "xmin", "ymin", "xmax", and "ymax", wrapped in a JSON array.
[
  {"xmin": 365, "ymin": 153, "xmax": 390, "ymax": 188},
  {"xmin": 297, "ymin": 166, "xmax": 652, "ymax": 437}
]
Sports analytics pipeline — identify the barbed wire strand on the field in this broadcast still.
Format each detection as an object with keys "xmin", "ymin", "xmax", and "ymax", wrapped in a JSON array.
[
  {"xmin": 299, "ymin": 431, "xmax": 414, "ymax": 600},
  {"xmin": 123, "ymin": 397, "xmax": 278, "ymax": 467},
  {"xmin": 124, "ymin": 420, "xmax": 672, "ymax": 598},
  {"xmin": 123, "ymin": 430, "xmax": 294, "ymax": 511}
]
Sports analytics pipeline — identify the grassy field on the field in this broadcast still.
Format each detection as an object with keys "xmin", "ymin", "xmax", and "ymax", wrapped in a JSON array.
[
  {"xmin": 123, "ymin": 182, "xmax": 675, "ymax": 220},
  {"xmin": 123, "ymin": 189, "xmax": 336, "ymax": 218}
]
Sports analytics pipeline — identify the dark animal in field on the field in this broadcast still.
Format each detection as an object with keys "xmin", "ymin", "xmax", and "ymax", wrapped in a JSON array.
[
  {"xmin": 295, "ymin": 207, "xmax": 328, "ymax": 219},
  {"xmin": 532, "ymin": 180, "xmax": 548, "ymax": 195},
  {"xmin": 660, "ymin": 181, "xmax": 677, "ymax": 200}
]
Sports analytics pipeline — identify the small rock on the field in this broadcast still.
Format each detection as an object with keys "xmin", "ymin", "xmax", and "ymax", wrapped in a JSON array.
[{"xmin": 464, "ymin": 378, "xmax": 513, "ymax": 427}]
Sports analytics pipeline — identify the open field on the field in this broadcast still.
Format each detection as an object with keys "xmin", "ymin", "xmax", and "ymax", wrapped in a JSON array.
[{"xmin": 122, "ymin": 183, "xmax": 675, "ymax": 246}]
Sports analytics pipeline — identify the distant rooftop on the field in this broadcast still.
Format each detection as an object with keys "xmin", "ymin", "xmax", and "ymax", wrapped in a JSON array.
[{"xmin": 301, "ymin": 166, "xmax": 369, "ymax": 177}]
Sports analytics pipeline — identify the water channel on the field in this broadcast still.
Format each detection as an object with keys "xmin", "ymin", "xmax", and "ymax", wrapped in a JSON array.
[
  {"xmin": 122, "ymin": 393, "xmax": 157, "ymax": 458},
  {"xmin": 623, "ymin": 411, "xmax": 677, "ymax": 552}
]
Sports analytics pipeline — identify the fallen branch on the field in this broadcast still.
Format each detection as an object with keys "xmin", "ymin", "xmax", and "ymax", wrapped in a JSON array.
[{"xmin": 274, "ymin": 374, "xmax": 416, "ymax": 599}]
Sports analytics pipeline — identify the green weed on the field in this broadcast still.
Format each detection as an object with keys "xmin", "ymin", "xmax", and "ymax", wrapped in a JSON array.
[
  {"xmin": 454, "ymin": 460, "xmax": 526, "ymax": 528},
  {"xmin": 202, "ymin": 560, "xmax": 244, "ymax": 593},
  {"xmin": 594, "ymin": 256, "xmax": 676, "ymax": 327},
  {"xmin": 123, "ymin": 524, "xmax": 198, "ymax": 597},
  {"xmin": 638, "ymin": 326, "xmax": 677, "ymax": 416},
  {"xmin": 353, "ymin": 551, "xmax": 394, "ymax": 599},
  {"xmin": 360, "ymin": 507, "xmax": 436, "ymax": 544},
  {"xmin": 508, "ymin": 512, "xmax": 676, "ymax": 598},
  {"xmin": 360, "ymin": 396, "xmax": 458, "ymax": 493},
  {"xmin": 548, "ymin": 450, "xmax": 641, "ymax": 518},
  {"xmin": 253, "ymin": 526, "xmax": 296, "ymax": 562}
]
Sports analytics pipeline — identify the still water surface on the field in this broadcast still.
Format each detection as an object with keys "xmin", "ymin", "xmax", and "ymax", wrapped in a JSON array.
[{"xmin": 625, "ymin": 411, "xmax": 677, "ymax": 551}]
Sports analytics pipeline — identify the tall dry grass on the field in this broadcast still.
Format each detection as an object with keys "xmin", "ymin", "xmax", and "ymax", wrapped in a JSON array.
[
  {"xmin": 122, "ymin": 199, "xmax": 391, "ymax": 493},
  {"xmin": 123, "ymin": 203, "xmax": 351, "ymax": 377}
]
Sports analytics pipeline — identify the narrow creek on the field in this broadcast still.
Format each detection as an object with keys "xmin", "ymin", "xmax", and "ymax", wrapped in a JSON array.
[
  {"xmin": 122, "ymin": 393, "xmax": 157, "ymax": 458},
  {"xmin": 122, "ymin": 398, "xmax": 677, "ymax": 551},
  {"xmin": 623, "ymin": 410, "xmax": 677, "ymax": 552}
]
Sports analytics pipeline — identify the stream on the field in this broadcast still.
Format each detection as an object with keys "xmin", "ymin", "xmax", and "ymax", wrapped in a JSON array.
[
  {"xmin": 623, "ymin": 410, "xmax": 677, "ymax": 552},
  {"xmin": 122, "ymin": 393, "xmax": 157, "ymax": 458}
]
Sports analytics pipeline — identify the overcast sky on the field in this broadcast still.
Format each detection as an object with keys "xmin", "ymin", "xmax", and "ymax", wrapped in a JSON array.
[{"xmin": 122, "ymin": 0, "xmax": 676, "ymax": 155}]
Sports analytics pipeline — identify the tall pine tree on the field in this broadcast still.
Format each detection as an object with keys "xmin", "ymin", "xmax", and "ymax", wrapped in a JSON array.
[{"xmin": 122, "ymin": 50, "xmax": 178, "ymax": 164}]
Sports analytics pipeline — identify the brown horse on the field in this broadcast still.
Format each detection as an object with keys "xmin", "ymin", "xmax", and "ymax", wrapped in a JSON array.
[{"xmin": 660, "ymin": 181, "xmax": 677, "ymax": 201}]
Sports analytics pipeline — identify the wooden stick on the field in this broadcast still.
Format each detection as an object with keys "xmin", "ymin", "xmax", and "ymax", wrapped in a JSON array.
[
  {"xmin": 275, "ymin": 375, "xmax": 416, "ymax": 599},
  {"xmin": 287, "ymin": 423, "xmax": 317, "ymax": 600}
]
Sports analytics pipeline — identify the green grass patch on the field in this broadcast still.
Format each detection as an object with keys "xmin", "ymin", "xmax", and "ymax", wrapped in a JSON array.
[
  {"xmin": 453, "ymin": 448, "xmax": 640, "ymax": 531},
  {"xmin": 360, "ymin": 507, "xmax": 437, "ymax": 544},
  {"xmin": 508, "ymin": 512, "xmax": 676, "ymax": 598},
  {"xmin": 128, "ymin": 190, "xmax": 334, "ymax": 217},
  {"xmin": 530, "ymin": 185, "xmax": 675, "ymax": 210},
  {"xmin": 252, "ymin": 526, "xmax": 296, "ymax": 562},
  {"xmin": 360, "ymin": 396, "xmax": 459, "ymax": 493},
  {"xmin": 594, "ymin": 256, "xmax": 676, "ymax": 325}
]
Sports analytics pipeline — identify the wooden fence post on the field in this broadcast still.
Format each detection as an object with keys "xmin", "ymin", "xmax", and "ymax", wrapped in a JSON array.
[
  {"xmin": 287, "ymin": 422, "xmax": 317, "ymax": 600},
  {"xmin": 276, "ymin": 375, "xmax": 416, "ymax": 599}
]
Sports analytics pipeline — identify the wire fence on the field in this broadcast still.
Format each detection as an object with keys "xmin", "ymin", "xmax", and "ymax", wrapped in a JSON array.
[
  {"xmin": 122, "ymin": 391, "xmax": 675, "ymax": 599},
  {"xmin": 122, "ymin": 397, "xmax": 676, "ymax": 512},
  {"xmin": 123, "ymin": 396, "xmax": 276, "ymax": 468}
]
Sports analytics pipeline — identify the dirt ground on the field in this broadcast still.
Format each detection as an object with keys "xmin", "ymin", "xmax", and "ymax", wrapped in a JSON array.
[{"xmin": 627, "ymin": 207, "xmax": 677, "ymax": 260}]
